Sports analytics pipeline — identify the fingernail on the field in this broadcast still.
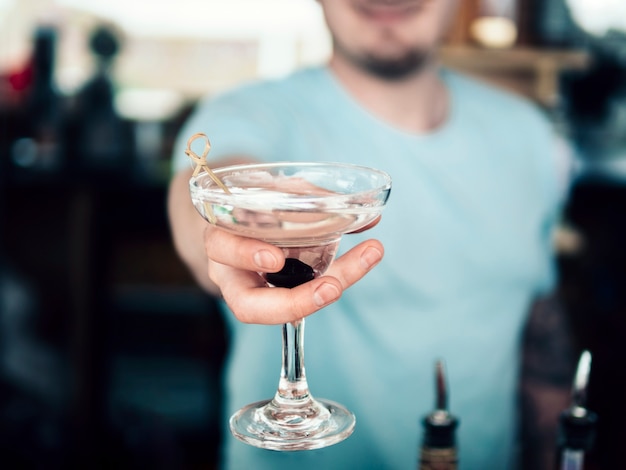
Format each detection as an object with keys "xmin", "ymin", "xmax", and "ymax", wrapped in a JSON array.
[
  {"xmin": 360, "ymin": 247, "xmax": 382, "ymax": 270},
  {"xmin": 254, "ymin": 250, "xmax": 278, "ymax": 270},
  {"xmin": 314, "ymin": 283, "xmax": 340, "ymax": 307}
]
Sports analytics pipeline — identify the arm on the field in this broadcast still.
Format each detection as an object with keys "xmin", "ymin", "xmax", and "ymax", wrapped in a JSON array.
[
  {"xmin": 166, "ymin": 163, "xmax": 385, "ymax": 324},
  {"xmin": 166, "ymin": 154, "xmax": 258, "ymax": 294},
  {"xmin": 519, "ymin": 292, "xmax": 577, "ymax": 470},
  {"xmin": 167, "ymin": 167, "xmax": 219, "ymax": 295}
]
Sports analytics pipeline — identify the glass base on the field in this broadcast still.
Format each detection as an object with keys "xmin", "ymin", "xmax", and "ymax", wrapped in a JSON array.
[{"xmin": 229, "ymin": 395, "xmax": 355, "ymax": 451}]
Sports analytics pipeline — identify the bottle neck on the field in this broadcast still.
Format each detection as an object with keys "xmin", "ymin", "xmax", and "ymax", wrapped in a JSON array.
[{"xmin": 556, "ymin": 409, "xmax": 598, "ymax": 470}]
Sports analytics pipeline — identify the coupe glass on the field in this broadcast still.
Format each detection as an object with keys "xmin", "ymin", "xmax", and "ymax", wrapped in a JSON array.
[{"xmin": 189, "ymin": 161, "xmax": 391, "ymax": 451}]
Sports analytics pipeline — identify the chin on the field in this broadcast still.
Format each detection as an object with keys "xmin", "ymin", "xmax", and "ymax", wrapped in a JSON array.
[{"xmin": 360, "ymin": 50, "xmax": 431, "ymax": 80}]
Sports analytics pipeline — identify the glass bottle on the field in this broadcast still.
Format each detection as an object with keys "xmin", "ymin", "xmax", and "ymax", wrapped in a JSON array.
[
  {"xmin": 11, "ymin": 25, "xmax": 64, "ymax": 172},
  {"xmin": 556, "ymin": 350, "xmax": 598, "ymax": 470},
  {"xmin": 418, "ymin": 360, "xmax": 459, "ymax": 470}
]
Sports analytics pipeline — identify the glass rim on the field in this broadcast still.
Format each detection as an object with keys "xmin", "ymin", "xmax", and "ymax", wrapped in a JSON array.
[{"xmin": 189, "ymin": 161, "xmax": 392, "ymax": 208}]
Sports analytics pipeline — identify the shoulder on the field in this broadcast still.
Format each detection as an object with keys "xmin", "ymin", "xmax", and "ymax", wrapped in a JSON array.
[
  {"xmin": 172, "ymin": 67, "xmax": 328, "ymax": 168},
  {"xmin": 199, "ymin": 66, "xmax": 328, "ymax": 109}
]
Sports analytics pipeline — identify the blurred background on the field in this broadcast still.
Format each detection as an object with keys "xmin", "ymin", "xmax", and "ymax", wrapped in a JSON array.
[{"xmin": 0, "ymin": 0, "xmax": 625, "ymax": 468}]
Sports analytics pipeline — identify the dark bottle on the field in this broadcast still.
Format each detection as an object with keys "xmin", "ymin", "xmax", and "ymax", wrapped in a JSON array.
[
  {"xmin": 11, "ymin": 25, "xmax": 64, "ymax": 172},
  {"xmin": 556, "ymin": 350, "xmax": 598, "ymax": 470},
  {"xmin": 64, "ymin": 24, "xmax": 134, "ymax": 175},
  {"xmin": 419, "ymin": 360, "xmax": 459, "ymax": 470}
]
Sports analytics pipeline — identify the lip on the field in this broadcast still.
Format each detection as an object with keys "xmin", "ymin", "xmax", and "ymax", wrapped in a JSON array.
[{"xmin": 354, "ymin": 0, "xmax": 424, "ymax": 22}]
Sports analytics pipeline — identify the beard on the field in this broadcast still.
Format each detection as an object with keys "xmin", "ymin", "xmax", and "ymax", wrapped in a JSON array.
[
  {"xmin": 333, "ymin": 38, "xmax": 431, "ymax": 81},
  {"xmin": 358, "ymin": 50, "xmax": 429, "ymax": 80}
]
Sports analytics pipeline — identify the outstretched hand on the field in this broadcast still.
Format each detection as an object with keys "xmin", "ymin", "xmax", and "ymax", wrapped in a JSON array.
[{"xmin": 203, "ymin": 226, "xmax": 384, "ymax": 325}]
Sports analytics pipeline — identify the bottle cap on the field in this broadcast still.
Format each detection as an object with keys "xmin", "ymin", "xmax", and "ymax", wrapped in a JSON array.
[{"xmin": 422, "ymin": 359, "xmax": 459, "ymax": 448}]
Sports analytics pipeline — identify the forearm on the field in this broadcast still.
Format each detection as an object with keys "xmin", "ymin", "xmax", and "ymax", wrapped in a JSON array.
[
  {"xmin": 167, "ymin": 156, "xmax": 258, "ymax": 296},
  {"xmin": 167, "ymin": 168, "xmax": 220, "ymax": 295},
  {"xmin": 519, "ymin": 292, "xmax": 577, "ymax": 470}
]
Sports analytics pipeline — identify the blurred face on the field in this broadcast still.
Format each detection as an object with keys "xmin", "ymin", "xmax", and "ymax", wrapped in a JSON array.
[{"xmin": 318, "ymin": 0, "xmax": 459, "ymax": 79}]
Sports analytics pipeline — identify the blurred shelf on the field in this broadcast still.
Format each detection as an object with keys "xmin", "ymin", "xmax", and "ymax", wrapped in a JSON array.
[{"xmin": 440, "ymin": 46, "xmax": 592, "ymax": 107}]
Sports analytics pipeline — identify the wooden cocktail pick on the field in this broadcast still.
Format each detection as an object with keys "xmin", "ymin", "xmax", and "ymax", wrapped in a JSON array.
[
  {"xmin": 185, "ymin": 132, "xmax": 231, "ymax": 224},
  {"xmin": 185, "ymin": 132, "xmax": 231, "ymax": 194}
]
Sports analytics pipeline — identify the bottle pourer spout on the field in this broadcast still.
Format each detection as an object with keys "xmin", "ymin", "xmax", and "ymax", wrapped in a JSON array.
[{"xmin": 570, "ymin": 349, "xmax": 592, "ymax": 417}]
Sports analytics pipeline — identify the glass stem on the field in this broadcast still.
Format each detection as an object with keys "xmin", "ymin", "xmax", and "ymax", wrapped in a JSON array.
[{"xmin": 276, "ymin": 319, "xmax": 311, "ymax": 403}]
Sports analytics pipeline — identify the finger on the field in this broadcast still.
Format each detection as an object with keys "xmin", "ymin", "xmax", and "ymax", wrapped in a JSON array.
[
  {"xmin": 203, "ymin": 226, "xmax": 285, "ymax": 273},
  {"xmin": 212, "ymin": 239, "xmax": 384, "ymax": 325},
  {"xmin": 325, "ymin": 239, "xmax": 384, "ymax": 289},
  {"xmin": 213, "ymin": 262, "xmax": 344, "ymax": 325}
]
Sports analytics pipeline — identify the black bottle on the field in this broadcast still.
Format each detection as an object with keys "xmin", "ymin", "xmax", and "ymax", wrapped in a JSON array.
[
  {"xmin": 11, "ymin": 25, "xmax": 64, "ymax": 172},
  {"xmin": 555, "ymin": 350, "xmax": 598, "ymax": 470},
  {"xmin": 419, "ymin": 360, "xmax": 459, "ymax": 470},
  {"xmin": 64, "ymin": 24, "xmax": 134, "ymax": 175}
]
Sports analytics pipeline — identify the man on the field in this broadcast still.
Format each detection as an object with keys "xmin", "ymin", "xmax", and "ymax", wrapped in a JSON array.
[{"xmin": 168, "ymin": 0, "xmax": 574, "ymax": 468}]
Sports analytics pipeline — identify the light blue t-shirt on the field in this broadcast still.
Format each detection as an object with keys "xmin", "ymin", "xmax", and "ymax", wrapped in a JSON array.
[{"xmin": 172, "ymin": 66, "xmax": 562, "ymax": 469}]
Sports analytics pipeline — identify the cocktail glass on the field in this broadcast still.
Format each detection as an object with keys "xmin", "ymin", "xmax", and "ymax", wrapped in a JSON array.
[{"xmin": 189, "ymin": 161, "xmax": 391, "ymax": 451}]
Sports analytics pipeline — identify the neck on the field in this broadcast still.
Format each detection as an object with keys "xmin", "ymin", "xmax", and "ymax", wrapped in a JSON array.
[{"xmin": 328, "ymin": 53, "xmax": 449, "ymax": 134}]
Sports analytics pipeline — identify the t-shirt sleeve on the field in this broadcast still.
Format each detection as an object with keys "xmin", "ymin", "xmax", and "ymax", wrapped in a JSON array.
[{"xmin": 171, "ymin": 83, "xmax": 286, "ymax": 174}]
